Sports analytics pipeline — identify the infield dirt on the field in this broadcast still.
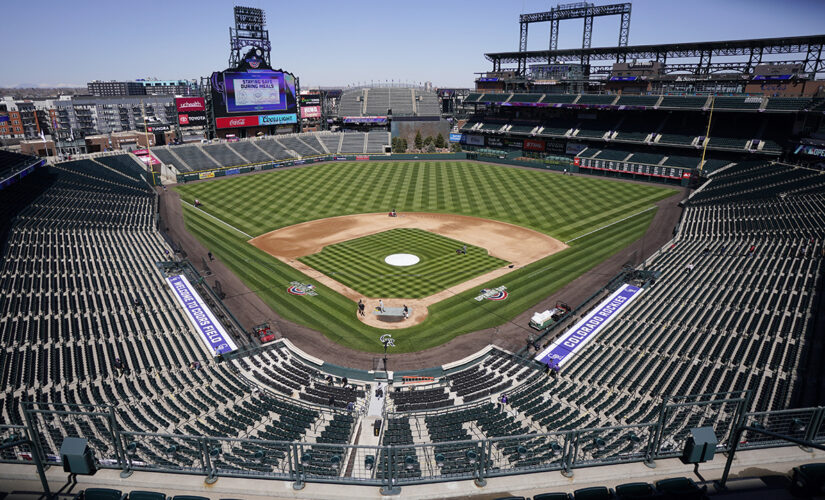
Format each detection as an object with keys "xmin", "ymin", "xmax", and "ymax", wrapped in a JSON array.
[{"xmin": 249, "ymin": 212, "xmax": 566, "ymax": 329}]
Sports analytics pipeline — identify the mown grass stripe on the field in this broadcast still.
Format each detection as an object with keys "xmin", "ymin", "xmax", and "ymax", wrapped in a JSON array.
[{"xmin": 176, "ymin": 161, "xmax": 674, "ymax": 353}]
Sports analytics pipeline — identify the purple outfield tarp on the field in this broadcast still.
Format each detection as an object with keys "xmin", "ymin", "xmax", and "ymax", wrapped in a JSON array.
[
  {"xmin": 535, "ymin": 283, "xmax": 642, "ymax": 369},
  {"xmin": 166, "ymin": 274, "xmax": 238, "ymax": 355}
]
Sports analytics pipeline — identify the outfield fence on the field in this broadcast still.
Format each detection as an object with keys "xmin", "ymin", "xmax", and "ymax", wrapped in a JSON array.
[{"xmin": 8, "ymin": 395, "xmax": 825, "ymax": 491}]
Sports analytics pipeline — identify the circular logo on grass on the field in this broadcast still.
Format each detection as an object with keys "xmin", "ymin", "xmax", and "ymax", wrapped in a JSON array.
[
  {"xmin": 475, "ymin": 286, "xmax": 508, "ymax": 301},
  {"xmin": 384, "ymin": 253, "xmax": 420, "ymax": 267},
  {"xmin": 287, "ymin": 281, "xmax": 318, "ymax": 296}
]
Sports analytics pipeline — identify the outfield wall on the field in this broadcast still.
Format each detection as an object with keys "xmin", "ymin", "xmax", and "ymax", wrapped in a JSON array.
[
  {"xmin": 175, "ymin": 153, "xmax": 467, "ymax": 183},
  {"xmin": 175, "ymin": 151, "xmax": 685, "ymax": 187}
]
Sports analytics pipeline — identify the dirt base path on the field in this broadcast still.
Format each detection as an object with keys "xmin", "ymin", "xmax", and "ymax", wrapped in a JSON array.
[
  {"xmin": 158, "ymin": 160, "xmax": 687, "ymax": 369},
  {"xmin": 249, "ymin": 212, "xmax": 566, "ymax": 329}
]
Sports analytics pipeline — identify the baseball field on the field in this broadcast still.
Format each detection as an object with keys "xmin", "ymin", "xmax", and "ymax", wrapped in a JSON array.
[{"xmin": 176, "ymin": 160, "xmax": 676, "ymax": 353}]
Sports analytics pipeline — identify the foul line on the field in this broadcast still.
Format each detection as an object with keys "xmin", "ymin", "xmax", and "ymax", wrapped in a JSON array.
[
  {"xmin": 186, "ymin": 202, "xmax": 253, "ymax": 239},
  {"xmin": 564, "ymin": 206, "xmax": 656, "ymax": 244}
]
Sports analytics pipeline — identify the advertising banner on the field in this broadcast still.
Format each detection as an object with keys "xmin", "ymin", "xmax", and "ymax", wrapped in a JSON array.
[
  {"xmin": 175, "ymin": 96, "xmax": 206, "ymax": 127},
  {"xmin": 449, "ymin": 133, "xmax": 463, "ymax": 143},
  {"xmin": 216, "ymin": 115, "xmax": 258, "ymax": 129},
  {"xmin": 463, "ymin": 135, "xmax": 484, "ymax": 146},
  {"xmin": 546, "ymin": 140, "xmax": 566, "ymax": 154},
  {"xmin": 343, "ymin": 116, "xmax": 387, "ymax": 124},
  {"xmin": 535, "ymin": 284, "xmax": 642, "ymax": 368},
  {"xmin": 794, "ymin": 144, "xmax": 825, "ymax": 157},
  {"xmin": 131, "ymin": 149, "xmax": 161, "ymax": 166},
  {"xmin": 300, "ymin": 106, "xmax": 321, "ymax": 119},
  {"xmin": 299, "ymin": 93, "xmax": 321, "ymax": 107},
  {"xmin": 523, "ymin": 138, "xmax": 545, "ymax": 152},
  {"xmin": 175, "ymin": 97, "xmax": 205, "ymax": 113},
  {"xmin": 199, "ymin": 171, "xmax": 215, "ymax": 180},
  {"xmin": 258, "ymin": 113, "xmax": 297, "ymax": 125},
  {"xmin": 166, "ymin": 274, "xmax": 237, "ymax": 355},
  {"xmin": 178, "ymin": 113, "xmax": 207, "ymax": 126}
]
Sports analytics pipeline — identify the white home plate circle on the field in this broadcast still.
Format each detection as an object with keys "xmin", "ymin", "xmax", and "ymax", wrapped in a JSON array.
[{"xmin": 384, "ymin": 253, "xmax": 420, "ymax": 266}]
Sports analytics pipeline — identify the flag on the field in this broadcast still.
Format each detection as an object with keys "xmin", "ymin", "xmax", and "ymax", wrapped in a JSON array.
[{"xmin": 40, "ymin": 131, "xmax": 46, "ymax": 142}]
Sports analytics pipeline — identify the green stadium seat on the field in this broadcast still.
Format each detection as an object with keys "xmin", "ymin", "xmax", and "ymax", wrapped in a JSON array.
[
  {"xmin": 127, "ymin": 492, "xmax": 167, "ymax": 500},
  {"xmin": 533, "ymin": 493, "xmax": 571, "ymax": 500},
  {"xmin": 654, "ymin": 477, "xmax": 704, "ymax": 499},
  {"xmin": 615, "ymin": 482, "xmax": 655, "ymax": 499},
  {"xmin": 541, "ymin": 94, "xmax": 578, "ymax": 104},
  {"xmin": 509, "ymin": 93, "xmax": 543, "ymax": 103},
  {"xmin": 790, "ymin": 463, "xmax": 825, "ymax": 496},
  {"xmin": 83, "ymin": 489, "xmax": 123, "ymax": 500},
  {"xmin": 573, "ymin": 486, "xmax": 613, "ymax": 500}
]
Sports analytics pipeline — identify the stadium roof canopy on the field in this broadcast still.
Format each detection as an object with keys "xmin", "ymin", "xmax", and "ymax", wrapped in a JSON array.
[{"xmin": 485, "ymin": 34, "xmax": 825, "ymax": 76}]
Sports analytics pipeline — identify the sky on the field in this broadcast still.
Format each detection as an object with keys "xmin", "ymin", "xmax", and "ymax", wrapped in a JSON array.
[{"xmin": 2, "ymin": 0, "xmax": 824, "ymax": 89}]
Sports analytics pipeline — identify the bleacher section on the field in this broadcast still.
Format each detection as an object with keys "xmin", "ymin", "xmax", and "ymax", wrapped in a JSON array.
[
  {"xmin": 338, "ymin": 90, "xmax": 363, "ymax": 116},
  {"xmin": 509, "ymin": 93, "xmax": 542, "ymax": 103},
  {"xmin": 764, "ymin": 97, "xmax": 810, "ymax": 111},
  {"xmin": 0, "ymin": 149, "xmax": 39, "ymax": 180},
  {"xmin": 255, "ymin": 138, "xmax": 294, "ymax": 160},
  {"xmin": 227, "ymin": 141, "xmax": 273, "ymax": 164},
  {"xmin": 337, "ymin": 87, "xmax": 439, "ymax": 117},
  {"xmin": 318, "ymin": 134, "xmax": 342, "ymax": 154},
  {"xmin": 692, "ymin": 162, "xmax": 824, "ymax": 204},
  {"xmin": 172, "ymin": 146, "xmax": 216, "ymax": 171},
  {"xmin": 576, "ymin": 95, "xmax": 618, "ymax": 105},
  {"xmin": 365, "ymin": 88, "xmax": 390, "ymax": 115},
  {"xmin": 278, "ymin": 135, "xmax": 322, "ymax": 157},
  {"xmin": 201, "ymin": 144, "xmax": 245, "ymax": 167},
  {"xmin": 0, "ymin": 158, "xmax": 371, "ymax": 473},
  {"xmin": 647, "ymin": 96, "xmax": 707, "ymax": 109},
  {"xmin": 340, "ymin": 132, "xmax": 366, "ymax": 154},
  {"xmin": 478, "ymin": 94, "xmax": 509, "ymax": 103},
  {"xmin": 366, "ymin": 132, "xmax": 390, "ymax": 153},
  {"xmin": 149, "ymin": 148, "xmax": 182, "ymax": 170},
  {"xmin": 415, "ymin": 89, "xmax": 441, "ymax": 116},
  {"xmin": 615, "ymin": 95, "xmax": 660, "ymax": 106},
  {"xmin": 714, "ymin": 96, "xmax": 762, "ymax": 110},
  {"xmin": 146, "ymin": 132, "xmax": 391, "ymax": 173}
]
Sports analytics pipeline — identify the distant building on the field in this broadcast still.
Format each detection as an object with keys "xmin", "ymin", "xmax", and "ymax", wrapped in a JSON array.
[
  {"xmin": 87, "ymin": 80, "xmax": 146, "ymax": 96},
  {"xmin": 1, "ymin": 96, "xmax": 41, "ymax": 139},
  {"xmin": 87, "ymin": 79, "xmax": 197, "ymax": 97},
  {"xmin": 138, "ymin": 79, "xmax": 197, "ymax": 96},
  {"xmin": 54, "ymin": 95, "xmax": 176, "ymax": 136}
]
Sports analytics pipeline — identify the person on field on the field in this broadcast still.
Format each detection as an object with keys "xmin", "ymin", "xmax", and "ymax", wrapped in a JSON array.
[
  {"xmin": 358, "ymin": 299, "xmax": 365, "ymax": 317},
  {"xmin": 378, "ymin": 299, "xmax": 385, "ymax": 313},
  {"xmin": 402, "ymin": 305, "xmax": 409, "ymax": 319}
]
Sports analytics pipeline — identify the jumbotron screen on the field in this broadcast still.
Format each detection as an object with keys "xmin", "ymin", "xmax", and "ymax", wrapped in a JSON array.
[{"xmin": 212, "ymin": 69, "xmax": 298, "ymax": 128}]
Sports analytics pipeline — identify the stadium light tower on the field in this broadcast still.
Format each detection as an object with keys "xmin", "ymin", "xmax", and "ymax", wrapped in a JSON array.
[
  {"xmin": 517, "ymin": 2, "xmax": 631, "ymax": 73},
  {"xmin": 229, "ymin": 6, "xmax": 271, "ymax": 68}
]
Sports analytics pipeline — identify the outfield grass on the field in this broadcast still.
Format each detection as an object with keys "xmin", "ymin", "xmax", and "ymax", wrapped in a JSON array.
[
  {"xmin": 299, "ymin": 228, "xmax": 508, "ymax": 298},
  {"xmin": 176, "ymin": 161, "xmax": 676, "ymax": 353}
]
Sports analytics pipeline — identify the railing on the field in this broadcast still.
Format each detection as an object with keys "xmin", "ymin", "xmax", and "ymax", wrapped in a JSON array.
[{"xmin": 11, "ymin": 393, "xmax": 824, "ymax": 491}]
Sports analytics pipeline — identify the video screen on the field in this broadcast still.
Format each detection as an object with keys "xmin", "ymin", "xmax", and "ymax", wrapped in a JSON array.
[{"xmin": 222, "ymin": 70, "xmax": 296, "ymax": 114}]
